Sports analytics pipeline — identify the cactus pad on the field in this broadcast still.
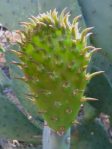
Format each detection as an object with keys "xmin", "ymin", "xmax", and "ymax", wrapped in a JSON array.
[{"xmin": 11, "ymin": 9, "xmax": 101, "ymax": 134}]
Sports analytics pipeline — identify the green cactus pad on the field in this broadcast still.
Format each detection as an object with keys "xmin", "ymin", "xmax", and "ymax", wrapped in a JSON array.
[
  {"xmin": 11, "ymin": 9, "xmax": 101, "ymax": 134},
  {"xmin": 85, "ymin": 68, "xmax": 112, "ymax": 116},
  {"xmin": 0, "ymin": 93, "xmax": 41, "ymax": 143},
  {"xmin": 71, "ymin": 120, "xmax": 112, "ymax": 149}
]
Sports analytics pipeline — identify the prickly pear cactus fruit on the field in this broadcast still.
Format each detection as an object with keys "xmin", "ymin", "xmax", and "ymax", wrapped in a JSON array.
[{"xmin": 11, "ymin": 9, "xmax": 101, "ymax": 134}]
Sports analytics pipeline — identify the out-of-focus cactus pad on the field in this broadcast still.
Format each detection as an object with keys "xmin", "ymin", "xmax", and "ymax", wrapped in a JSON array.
[
  {"xmin": 0, "ymin": 94, "xmax": 41, "ymax": 143},
  {"xmin": 71, "ymin": 120, "xmax": 112, "ymax": 149}
]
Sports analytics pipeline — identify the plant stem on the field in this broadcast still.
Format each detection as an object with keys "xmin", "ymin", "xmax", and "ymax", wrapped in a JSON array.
[{"xmin": 43, "ymin": 123, "xmax": 71, "ymax": 149}]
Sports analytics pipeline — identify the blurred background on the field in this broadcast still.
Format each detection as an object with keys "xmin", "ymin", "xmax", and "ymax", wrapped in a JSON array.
[{"xmin": 0, "ymin": 0, "xmax": 82, "ymax": 30}]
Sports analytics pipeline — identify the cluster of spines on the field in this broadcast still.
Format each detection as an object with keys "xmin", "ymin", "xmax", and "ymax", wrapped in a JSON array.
[{"xmin": 10, "ymin": 9, "xmax": 104, "ymax": 135}]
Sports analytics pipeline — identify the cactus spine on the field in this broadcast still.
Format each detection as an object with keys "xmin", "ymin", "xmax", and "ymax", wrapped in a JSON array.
[{"xmin": 10, "ymin": 9, "xmax": 102, "ymax": 148}]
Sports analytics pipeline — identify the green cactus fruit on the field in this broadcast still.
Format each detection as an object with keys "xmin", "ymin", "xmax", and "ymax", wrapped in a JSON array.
[{"xmin": 11, "ymin": 9, "xmax": 102, "ymax": 134}]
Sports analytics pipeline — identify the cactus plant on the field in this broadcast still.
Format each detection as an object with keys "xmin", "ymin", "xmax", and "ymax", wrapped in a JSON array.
[
  {"xmin": 6, "ymin": 9, "xmax": 102, "ymax": 149},
  {"xmin": 0, "ymin": 1, "xmax": 111, "ymax": 148},
  {"xmin": 11, "ymin": 9, "xmax": 100, "ymax": 133}
]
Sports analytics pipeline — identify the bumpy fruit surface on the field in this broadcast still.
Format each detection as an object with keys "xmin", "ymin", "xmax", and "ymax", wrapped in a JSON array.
[{"xmin": 12, "ymin": 9, "xmax": 102, "ymax": 134}]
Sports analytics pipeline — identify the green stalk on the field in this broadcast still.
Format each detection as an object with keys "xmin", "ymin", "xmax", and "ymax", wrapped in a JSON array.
[{"xmin": 43, "ymin": 122, "xmax": 71, "ymax": 149}]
